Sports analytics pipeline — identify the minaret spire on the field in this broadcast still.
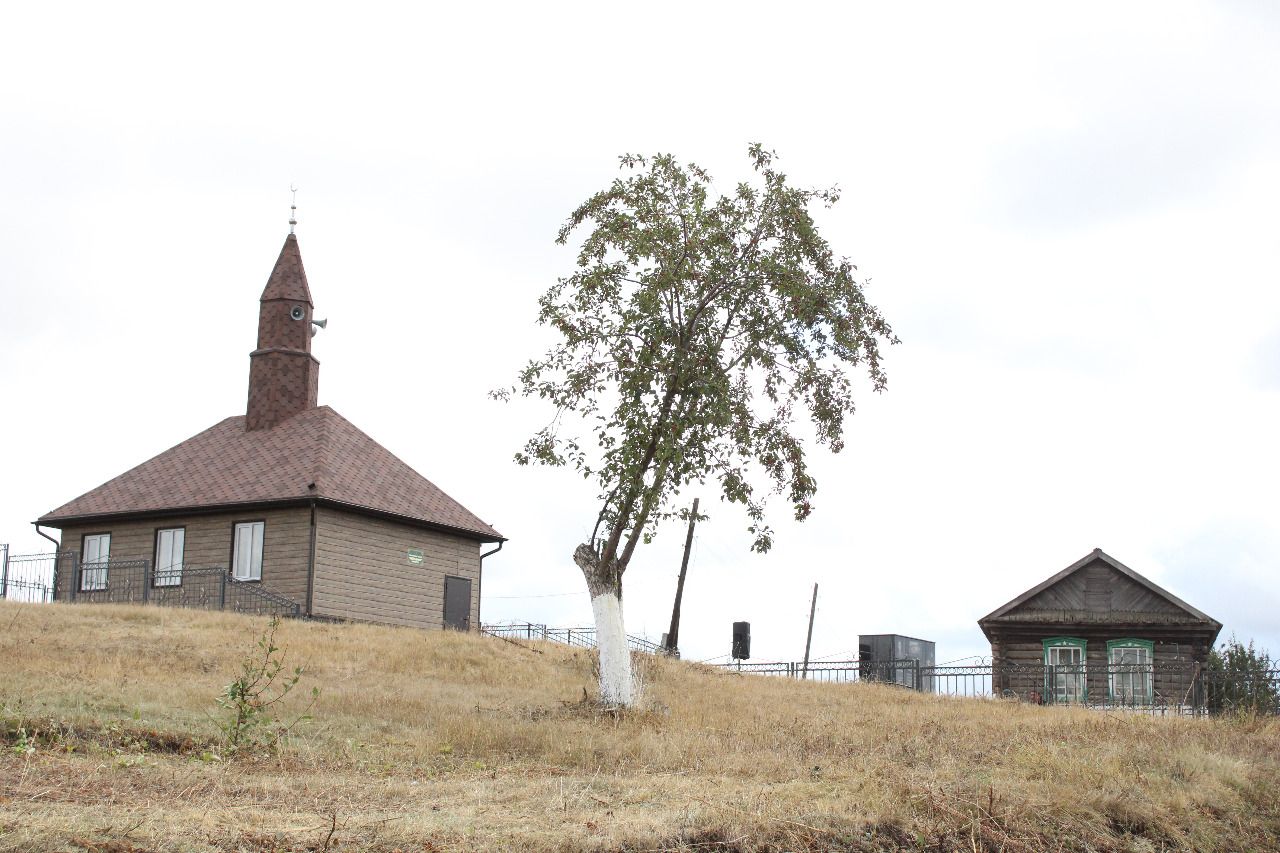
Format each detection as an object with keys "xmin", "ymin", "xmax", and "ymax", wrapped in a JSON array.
[
  {"xmin": 289, "ymin": 185, "xmax": 298, "ymax": 235},
  {"xmin": 245, "ymin": 231, "xmax": 320, "ymax": 431}
]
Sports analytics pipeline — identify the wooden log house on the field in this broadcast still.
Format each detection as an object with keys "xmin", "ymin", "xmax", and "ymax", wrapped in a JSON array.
[{"xmin": 978, "ymin": 549, "xmax": 1221, "ymax": 706}]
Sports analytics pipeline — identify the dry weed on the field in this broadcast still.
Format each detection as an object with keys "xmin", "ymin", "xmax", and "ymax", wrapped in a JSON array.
[{"xmin": 1, "ymin": 600, "xmax": 1277, "ymax": 852}]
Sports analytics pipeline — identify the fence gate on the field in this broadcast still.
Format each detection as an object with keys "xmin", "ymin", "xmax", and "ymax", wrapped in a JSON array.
[{"xmin": 0, "ymin": 548, "xmax": 75, "ymax": 603}]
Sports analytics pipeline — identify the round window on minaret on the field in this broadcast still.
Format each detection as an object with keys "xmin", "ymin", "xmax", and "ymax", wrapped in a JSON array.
[{"xmin": 290, "ymin": 305, "xmax": 305, "ymax": 321}]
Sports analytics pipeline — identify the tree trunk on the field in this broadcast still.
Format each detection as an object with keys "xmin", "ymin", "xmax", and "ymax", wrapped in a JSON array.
[{"xmin": 574, "ymin": 543, "xmax": 634, "ymax": 707}]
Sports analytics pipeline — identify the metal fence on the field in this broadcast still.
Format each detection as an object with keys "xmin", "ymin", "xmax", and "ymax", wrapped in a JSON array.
[
  {"xmin": 712, "ymin": 658, "xmax": 1280, "ymax": 716},
  {"xmin": 722, "ymin": 658, "xmax": 935, "ymax": 690},
  {"xmin": 1201, "ymin": 668, "xmax": 1280, "ymax": 715},
  {"xmin": 0, "ymin": 548, "xmax": 73, "ymax": 603},
  {"xmin": 481, "ymin": 622, "xmax": 665, "ymax": 655},
  {"xmin": 478, "ymin": 625, "xmax": 1278, "ymax": 715},
  {"xmin": 0, "ymin": 547, "xmax": 300, "ymax": 618}
]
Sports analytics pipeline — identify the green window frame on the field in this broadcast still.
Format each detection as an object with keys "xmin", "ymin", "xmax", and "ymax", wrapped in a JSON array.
[
  {"xmin": 1106, "ymin": 638, "xmax": 1154, "ymax": 704},
  {"xmin": 1043, "ymin": 637, "xmax": 1088, "ymax": 703}
]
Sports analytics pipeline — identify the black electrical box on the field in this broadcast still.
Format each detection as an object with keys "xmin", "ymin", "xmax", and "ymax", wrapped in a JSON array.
[{"xmin": 732, "ymin": 621, "xmax": 751, "ymax": 660}]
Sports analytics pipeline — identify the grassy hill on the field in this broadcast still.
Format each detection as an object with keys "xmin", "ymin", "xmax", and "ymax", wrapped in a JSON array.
[{"xmin": 1, "ymin": 601, "xmax": 1277, "ymax": 852}]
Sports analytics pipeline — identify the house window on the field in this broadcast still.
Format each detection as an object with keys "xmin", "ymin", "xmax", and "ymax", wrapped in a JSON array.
[
  {"xmin": 231, "ymin": 521, "xmax": 264, "ymax": 581},
  {"xmin": 81, "ymin": 533, "xmax": 111, "ymax": 591},
  {"xmin": 154, "ymin": 528, "xmax": 185, "ymax": 587},
  {"xmin": 1108, "ymin": 639, "xmax": 1154, "ymax": 704},
  {"xmin": 1043, "ymin": 637, "xmax": 1087, "ymax": 703}
]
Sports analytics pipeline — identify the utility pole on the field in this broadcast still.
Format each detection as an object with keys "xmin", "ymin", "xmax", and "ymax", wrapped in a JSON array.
[
  {"xmin": 801, "ymin": 582, "xmax": 818, "ymax": 680},
  {"xmin": 664, "ymin": 497, "xmax": 699, "ymax": 656}
]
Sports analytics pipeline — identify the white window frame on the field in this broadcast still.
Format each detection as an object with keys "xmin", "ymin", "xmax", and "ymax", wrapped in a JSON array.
[
  {"xmin": 1108, "ymin": 640, "xmax": 1153, "ymax": 704},
  {"xmin": 154, "ymin": 527, "xmax": 185, "ymax": 587},
  {"xmin": 81, "ymin": 533, "xmax": 111, "ymax": 591},
  {"xmin": 232, "ymin": 521, "xmax": 264, "ymax": 581},
  {"xmin": 1044, "ymin": 639, "xmax": 1087, "ymax": 703}
]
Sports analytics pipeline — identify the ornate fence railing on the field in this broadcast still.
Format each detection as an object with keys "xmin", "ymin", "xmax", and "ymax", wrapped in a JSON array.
[
  {"xmin": 711, "ymin": 658, "xmax": 1280, "ymax": 716},
  {"xmin": 0, "ymin": 547, "xmax": 299, "ymax": 619},
  {"xmin": 481, "ymin": 622, "xmax": 665, "ymax": 655},
  {"xmin": 478, "ymin": 624, "xmax": 1279, "ymax": 715},
  {"xmin": 0, "ymin": 548, "xmax": 72, "ymax": 603},
  {"xmin": 720, "ymin": 658, "xmax": 935, "ymax": 690},
  {"xmin": 1200, "ymin": 667, "xmax": 1280, "ymax": 715}
]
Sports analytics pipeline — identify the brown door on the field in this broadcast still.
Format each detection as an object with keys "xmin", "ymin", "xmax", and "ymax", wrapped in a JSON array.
[{"xmin": 443, "ymin": 576, "xmax": 471, "ymax": 630}]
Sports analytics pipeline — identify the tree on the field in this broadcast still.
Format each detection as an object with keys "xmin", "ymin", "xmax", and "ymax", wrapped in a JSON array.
[
  {"xmin": 497, "ymin": 145, "xmax": 897, "ymax": 706},
  {"xmin": 1205, "ymin": 636, "xmax": 1278, "ymax": 715}
]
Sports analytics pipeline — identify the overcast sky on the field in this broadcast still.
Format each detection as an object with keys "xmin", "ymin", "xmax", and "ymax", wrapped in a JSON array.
[{"xmin": 2, "ymin": 2, "xmax": 1277, "ymax": 665}]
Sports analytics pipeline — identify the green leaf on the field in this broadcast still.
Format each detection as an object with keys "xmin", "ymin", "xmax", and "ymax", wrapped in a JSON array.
[{"xmin": 497, "ymin": 144, "xmax": 897, "ymax": 576}]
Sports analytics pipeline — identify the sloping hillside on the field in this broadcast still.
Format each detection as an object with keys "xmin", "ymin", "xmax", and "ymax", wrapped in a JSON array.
[{"xmin": 1, "ymin": 601, "xmax": 1277, "ymax": 852}]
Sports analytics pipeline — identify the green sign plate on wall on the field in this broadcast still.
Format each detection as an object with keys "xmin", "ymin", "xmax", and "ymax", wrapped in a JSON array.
[{"xmin": 407, "ymin": 548, "xmax": 424, "ymax": 565}]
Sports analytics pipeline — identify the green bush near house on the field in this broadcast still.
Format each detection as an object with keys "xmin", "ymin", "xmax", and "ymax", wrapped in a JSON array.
[{"xmin": 1206, "ymin": 636, "xmax": 1279, "ymax": 714}]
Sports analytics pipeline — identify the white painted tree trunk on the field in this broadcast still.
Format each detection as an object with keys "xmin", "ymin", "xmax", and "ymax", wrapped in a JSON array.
[
  {"xmin": 591, "ymin": 590, "xmax": 633, "ymax": 707},
  {"xmin": 574, "ymin": 542, "xmax": 634, "ymax": 707}
]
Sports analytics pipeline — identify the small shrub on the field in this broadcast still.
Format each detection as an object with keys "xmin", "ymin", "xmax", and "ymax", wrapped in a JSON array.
[
  {"xmin": 1206, "ymin": 636, "xmax": 1279, "ymax": 715},
  {"xmin": 11, "ymin": 727, "xmax": 35, "ymax": 757},
  {"xmin": 216, "ymin": 616, "xmax": 318, "ymax": 753}
]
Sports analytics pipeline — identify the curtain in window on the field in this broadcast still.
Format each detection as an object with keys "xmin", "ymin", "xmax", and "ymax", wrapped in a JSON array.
[
  {"xmin": 1044, "ymin": 640, "xmax": 1087, "ymax": 703},
  {"xmin": 232, "ymin": 522, "xmax": 264, "ymax": 581},
  {"xmin": 1109, "ymin": 642, "xmax": 1153, "ymax": 703},
  {"xmin": 81, "ymin": 534, "xmax": 110, "ymax": 591},
  {"xmin": 154, "ymin": 528, "xmax": 184, "ymax": 587}
]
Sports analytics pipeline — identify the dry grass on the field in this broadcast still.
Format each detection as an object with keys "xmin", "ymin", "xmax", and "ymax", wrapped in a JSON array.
[{"xmin": 1, "ymin": 601, "xmax": 1278, "ymax": 852}]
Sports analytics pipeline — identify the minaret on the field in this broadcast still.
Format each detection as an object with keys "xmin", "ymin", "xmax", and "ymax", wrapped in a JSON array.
[{"xmin": 246, "ymin": 231, "xmax": 320, "ymax": 431}]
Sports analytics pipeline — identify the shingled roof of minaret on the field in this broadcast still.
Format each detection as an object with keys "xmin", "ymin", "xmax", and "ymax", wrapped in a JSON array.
[
  {"xmin": 37, "ymin": 406, "xmax": 502, "ymax": 542},
  {"xmin": 261, "ymin": 233, "xmax": 313, "ymax": 304}
]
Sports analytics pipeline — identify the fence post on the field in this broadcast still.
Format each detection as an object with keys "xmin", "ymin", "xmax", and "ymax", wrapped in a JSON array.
[
  {"xmin": 52, "ymin": 552, "xmax": 65, "ymax": 603},
  {"xmin": 219, "ymin": 571, "xmax": 227, "ymax": 610},
  {"xmin": 913, "ymin": 659, "xmax": 922, "ymax": 691},
  {"xmin": 0, "ymin": 544, "xmax": 8, "ymax": 599},
  {"xmin": 68, "ymin": 553, "xmax": 79, "ymax": 603},
  {"xmin": 142, "ymin": 559, "xmax": 152, "ymax": 603}
]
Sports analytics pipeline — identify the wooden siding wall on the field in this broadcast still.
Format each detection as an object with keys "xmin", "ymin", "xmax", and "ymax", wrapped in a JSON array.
[
  {"xmin": 51, "ymin": 507, "xmax": 312, "ymax": 605},
  {"xmin": 989, "ymin": 628, "xmax": 1215, "ymax": 699},
  {"xmin": 1018, "ymin": 561, "xmax": 1185, "ymax": 617},
  {"xmin": 310, "ymin": 507, "xmax": 481, "ymax": 630},
  {"xmin": 984, "ymin": 557, "xmax": 1219, "ymax": 700}
]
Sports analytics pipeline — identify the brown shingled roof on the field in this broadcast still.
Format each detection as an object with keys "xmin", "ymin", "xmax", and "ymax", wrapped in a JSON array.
[
  {"xmin": 261, "ymin": 233, "xmax": 313, "ymax": 305},
  {"xmin": 38, "ymin": 406, "xmax": 502, "ymax": 541}
]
